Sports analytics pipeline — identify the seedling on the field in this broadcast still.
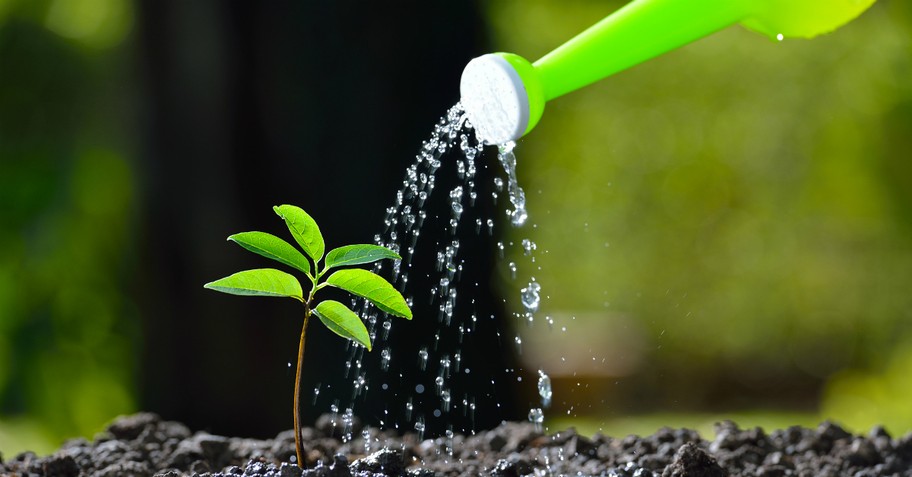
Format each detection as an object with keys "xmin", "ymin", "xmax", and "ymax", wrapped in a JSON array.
[{"xmin": 204, "ymin": 204, "xmax": 412, "ymax": 467}]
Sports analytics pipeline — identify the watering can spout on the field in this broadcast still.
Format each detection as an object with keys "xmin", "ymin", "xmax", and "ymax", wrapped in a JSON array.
[{"xmin": 460, "ymin": 0, "xmax": 876, "ymax": 145}]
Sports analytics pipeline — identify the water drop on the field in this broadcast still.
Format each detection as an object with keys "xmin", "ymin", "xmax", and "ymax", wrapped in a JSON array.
[
  {"xmin": 512, "ymin": 210, "xmax": 528, "ymax": 227},
  {"xmin": 445, "ymin": 427, "xmax": 455, "ymax": 457},
  {"xmin": 440, "ymin": 355, "xmax": 451, "ymax": 377},
  {"xmin": 537, "ymin": 370, "xmax": 553, "ymax": 408},
  {"xmin": 380, "ymin": 348, "xmax": 391, "ymax": 371},
  {"xmin": 418, "ymin": 348, "xmax": 429, "ymax": 370},
  {"xmin": 441, "ymin": 389, "xmax": 451, "ymax": 412},
  {"xmin": 521, "ymin": 281, "xmax": 541, "ymax": 313},
  {"xmin": 521, "ymin": 238, "xmax": 537, "ymax": 256},
  {"xmin": 414, "ymin": 418, "xmax": 426, "ymax": 440},
  {"xmin": 528, "ymin": 407, "xmax": 544, "ymax": 432},
  {"xmin": 341, "ymin": 408, "xmax": 354, "ymax": 442},
  {"xmin": 508, "ymin": 262, "xmax": 517, "ymax": 280},
  {"xmin": 362, "ymin": 428, "xmax": 371, "ymax": 453}
]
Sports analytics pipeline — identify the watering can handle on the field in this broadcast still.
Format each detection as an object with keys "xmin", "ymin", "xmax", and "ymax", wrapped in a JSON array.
[{"xmin": 460, "ymin": 0, "xmax": 877, "ymax": 145}]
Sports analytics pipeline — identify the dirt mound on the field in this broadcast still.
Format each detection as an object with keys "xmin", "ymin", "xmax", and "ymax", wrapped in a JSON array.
[{"xmin": 3, "ymin": 413, "xmax": 910, "ymax": 476}]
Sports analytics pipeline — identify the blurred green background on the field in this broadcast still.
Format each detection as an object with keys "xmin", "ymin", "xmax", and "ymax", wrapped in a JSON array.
[
  {"xmin": 1, "ymin": 0, "xmax": 911, "ymax": 457},
  {"xmin": 0, "ymin": 0, "xmax": 138, "ymax": 456}
]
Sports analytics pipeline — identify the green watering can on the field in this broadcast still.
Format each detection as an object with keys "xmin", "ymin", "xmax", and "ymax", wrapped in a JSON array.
[{"xmin": 460, "ymin": 0, "xmax": 877, "ymax": 144}]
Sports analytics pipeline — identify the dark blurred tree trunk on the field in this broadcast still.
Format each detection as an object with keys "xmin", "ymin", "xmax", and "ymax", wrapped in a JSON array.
[{"xmin": 134, "ymin": 1, "xmax": 522, "ymax": 439}]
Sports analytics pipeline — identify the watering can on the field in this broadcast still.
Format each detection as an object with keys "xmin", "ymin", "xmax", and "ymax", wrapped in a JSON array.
[{"xmin": 460, "ymin": 0, "xmax": 877, "ymax": 145}]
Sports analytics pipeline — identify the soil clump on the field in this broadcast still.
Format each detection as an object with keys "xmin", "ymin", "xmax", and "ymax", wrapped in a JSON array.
[{"xmin": 2, "ymin": 413, "xmax": 910, "ymax": 477}]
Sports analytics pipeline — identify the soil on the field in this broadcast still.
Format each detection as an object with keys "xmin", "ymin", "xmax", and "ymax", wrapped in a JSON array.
[{"xmin": 2, "ymin": 413, "xmax": 910, "ymax": 477}]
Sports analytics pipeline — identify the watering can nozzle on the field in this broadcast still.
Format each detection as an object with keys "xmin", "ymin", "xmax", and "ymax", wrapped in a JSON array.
[
  {"xmin": 459, "ymin": 0, "xmax": 877, "ymax": 145},
  {"xmin": 460, "ymin": 53, "xmax": 544, "ymax": 145}
]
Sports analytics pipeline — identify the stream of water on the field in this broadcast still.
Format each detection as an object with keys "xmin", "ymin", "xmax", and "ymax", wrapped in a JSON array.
[{"xmin": 316, "ymin": 103, "xmax": 559, "ymax": 441}]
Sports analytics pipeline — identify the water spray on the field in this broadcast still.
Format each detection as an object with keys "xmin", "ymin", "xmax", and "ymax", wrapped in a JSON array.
[{"xmin": 460, "ymin": 0, "xmax": 876, "ymax": 145}]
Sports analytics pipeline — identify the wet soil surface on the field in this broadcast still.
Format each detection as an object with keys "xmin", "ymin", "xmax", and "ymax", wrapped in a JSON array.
[{"xmin": 2, "ymin": 413, "xmax": 911, "ymax": 477}]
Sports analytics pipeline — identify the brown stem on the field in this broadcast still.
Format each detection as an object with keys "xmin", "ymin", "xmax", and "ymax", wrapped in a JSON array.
[{"xmin": 293, "ymin": 307, "xmax": 311, "ymax": 468}]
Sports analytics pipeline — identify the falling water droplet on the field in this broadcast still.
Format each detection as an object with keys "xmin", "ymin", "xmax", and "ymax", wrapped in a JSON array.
[
  {"xmin": 441, "ymin": 389, "xmax": 451, "ymax": 412},
  {"xmin": 537, "ymin": 370, "xmax": 553, "ymax": 408},
  {"xmin": 511, "ymin": 208, "xmax": 528, "ymax": 227},
  {"xmin": 440, "ymin": 355, "xmax": 451, "ymax": 377},
  {"xmin": 418, "ymin": 348, "xmax": 429, "ymax": 370},
  {"xmin": 528, "ymin": 408, "xmax": 544, "ymax": 432},
  {"xmin": 508, "ymin": 262, "xmax": 517, "ymax": 280},
  {"xmin": 380, "ymin": 348, "xmax": 391, "ymax": 371},
  {"xmin": 521, "ymin": 281, "xmax": 541, "ymax": 313},
  {"xmin": 445, "ymin": 427, "xmax": 455, "ymax": 457},
  {"xmin": 414, "ymin": 418, "xmax": 426, "ymax": 441},
  {"xmin": 522, "ymin": 239, "xmax": 537, "ymax": 256},
  {"xmin": 341, "ymin": 408, "xmax": 354, "ymax": 442}
]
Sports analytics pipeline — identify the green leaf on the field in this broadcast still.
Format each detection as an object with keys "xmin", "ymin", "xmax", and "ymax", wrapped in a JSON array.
[
  {"xmin": 313, "ymin": 300, "xmax": 372, "ymax": 350},
  {"xmin": 325, "ymin": 244, "xmax": 401, "ymax": 270},
  {"xmin": 204, "ymin": 268, "xmax": 304, "ymax": 301},
  {"xmin": 228, "ymin": 231, "xmax": 313, "ymax": 276},
  {"xmin": 325, "ymin": 269, "xmax": 412, "ymax": 319},
  {"xmin": 273, "ymin": 204, "xmax": 325, "ymax": 262}
]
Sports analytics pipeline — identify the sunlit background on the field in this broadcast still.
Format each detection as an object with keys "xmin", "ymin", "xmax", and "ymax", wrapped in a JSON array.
[{"xmin": 2, "ymin": 0, "xmax": 911, "ymax": 457}]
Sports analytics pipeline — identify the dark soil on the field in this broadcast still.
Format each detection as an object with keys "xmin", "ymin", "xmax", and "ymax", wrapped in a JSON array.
[{"xmin": 3, "ymin": 413, "xmax": 911, "ymax": 477}]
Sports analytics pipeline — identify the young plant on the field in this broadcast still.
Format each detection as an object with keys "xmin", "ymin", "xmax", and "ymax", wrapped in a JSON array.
[{"xmin": 203, "ymin": 204, "xmax": 411, "ymax": 467}]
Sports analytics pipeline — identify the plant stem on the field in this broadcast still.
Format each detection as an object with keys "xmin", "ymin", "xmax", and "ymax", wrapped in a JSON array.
[{"xmin": 293, "ymin": 306, "xmax": 311, "ymax": 468}]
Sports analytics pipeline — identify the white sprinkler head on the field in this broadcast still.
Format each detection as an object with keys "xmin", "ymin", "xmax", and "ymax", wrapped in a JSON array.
[{"xmin": 460, "ymin": 54, "xmax": 531, "ymax": 145}]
